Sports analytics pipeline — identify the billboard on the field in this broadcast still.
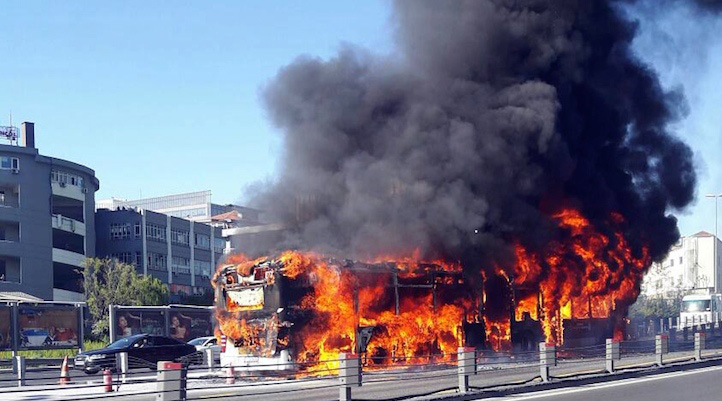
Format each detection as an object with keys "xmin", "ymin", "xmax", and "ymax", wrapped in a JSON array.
[
  {"xmin": 169, "ymin": 309, "xmax": 213, "ymax": 342},
  {"xmin": 115, "ymin": 309, "xmax": 166, "ymax": 338},
  {"xmin": 17, "ymin": 305, "xmax": 79, "ymax": 349},
  {"xmin": 111, "ymin": 305, "xmax": 214, "ymax": 342},
  {"xmin": 0, "ymin": 305, "xmax": 11, "ymax": 350}
]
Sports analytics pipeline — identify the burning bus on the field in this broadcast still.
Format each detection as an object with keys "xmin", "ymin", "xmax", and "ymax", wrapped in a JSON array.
[{"xmin": 213, "ymin": 211, "xmax": 636, "ymax": 372}]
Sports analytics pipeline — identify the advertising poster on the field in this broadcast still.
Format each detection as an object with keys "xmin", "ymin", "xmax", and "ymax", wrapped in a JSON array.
[
  {"xmin": 17, "ymin": 305, "xmax": 79, "ymax": 349},
  {"xmin": 0, "ymin": 305, "xmax": 11, "ymax": 350},
  {"xmin": 169, "ymin": 309, "xmax": 213, "ymax": 342},
  {"xmin": 116, "ymin": 310, "xmax": 165, "ymax": 338}
]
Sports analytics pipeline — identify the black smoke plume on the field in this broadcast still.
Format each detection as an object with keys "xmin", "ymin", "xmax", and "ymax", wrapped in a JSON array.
[{"xmin": 251, "ymin": 0, "xmax": 709, "ymax": 275}]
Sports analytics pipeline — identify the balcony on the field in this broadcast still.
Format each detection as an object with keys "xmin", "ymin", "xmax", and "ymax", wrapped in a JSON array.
[
  {"xmin": 52, "ymin": 214, "xmax": 86, "ymax": 236},
  {"xmin": 51, "ymin": 181, "xmax": 85, "ymax": 201},
  {"xmin": 52, "ymin": 248, "xmax": 86, "ymax": 267}
]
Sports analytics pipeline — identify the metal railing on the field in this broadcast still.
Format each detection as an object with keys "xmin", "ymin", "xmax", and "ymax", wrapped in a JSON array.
[{"xmin": 2, "ymin": 324, "xmax": 722, "ymax": 401}]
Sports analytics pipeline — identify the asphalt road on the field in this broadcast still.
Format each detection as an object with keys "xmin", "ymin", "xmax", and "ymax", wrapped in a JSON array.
[{"xmin": 493, "ymin": 365, "xmax": 722, "ymax": 401}]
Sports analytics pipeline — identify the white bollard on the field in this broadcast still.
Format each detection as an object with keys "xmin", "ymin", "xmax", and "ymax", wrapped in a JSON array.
[
  {"xmin": 205, "ymin": 348, "xmax": 214, "ymax": 373},
  {"xmin": 605, "ymin": 339, "xmax": 620, "ymax": 373},
  {"xmin": 14, "ymin": 356, "xmax": 25, "ymax": 387},
  {"xmin": 457, "ymin": 347, "xmax": 475, "ymax": 393},
  {"xmin": 338, "ymin": 353, "xmax": 361, "ymax": 401},
  {"xmin": 656, "ymin": 334, "xmax": 668, "ymax": 366},
  {"xmin": 118, "ymin": 352, "xmax": 129, "ymax": 384},
  {"xmin": 539, "ymin": 343, "xmax": 555, "ymax": 382},
  {"xmin": 156, "ymin": 361, "xmax": 186, "ymax": 401},
  {"xmin": 695, "ymin": 332, "xmax": 706, "ymax": 361}
]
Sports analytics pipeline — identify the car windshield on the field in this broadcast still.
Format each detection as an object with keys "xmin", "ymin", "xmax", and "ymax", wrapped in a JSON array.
[
  {"xmin": 683, "ymin": 300, "xmax": 711, "ymax": 312},
  {"xmin": 106, "ymin": 335, "xmax": 145, "ymax": 350},
  {"xmin": 188, "ymin": 338, "xmax": 207, "ymax": 346}
]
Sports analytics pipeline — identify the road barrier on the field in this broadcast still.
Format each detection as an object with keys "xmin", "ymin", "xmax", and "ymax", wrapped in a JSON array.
[
  {"xmin": 606, "ymin": 339, "xmax": 620, "ymax": 373},
  {"xmin": 457, "ymin": 347, "xmax": 475, "ymax": 393},
  {"xmin": 539, "ymin": 342, "xmax": 556, "ymax": 382},
  {"xmin": 695, "ymin": 332, "xmax": 706, "ymax": 361},
  {"xmin": 3, "ymin": 334, "xmax": 722, "ymax": 400},
  {"xmin": 14, "ymin": 356, "xmax": 24, "ymax": 387},
  {"xmin": 656, "ymin": 334, "xmax": 668, "ymax": 366},
  {"xmin": 339, "ymin": 353, "xmax": 361, "ymax": 401},
  {"xmin": 156, "ymin": 362, "xmax": 186, "ymax": 401}
]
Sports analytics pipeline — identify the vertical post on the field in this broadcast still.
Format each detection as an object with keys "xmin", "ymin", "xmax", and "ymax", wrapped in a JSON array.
[
  {"xmin": 156, "ymin": 361, "xmax": 186, "ymax": 401},
  {"xmin": 605, "ymin": 339, "xmax": 620, "ymax": 373},
  {"xmin": 393, "ymin": 273, "xmax": 400, "ymax": 316},
  {"xmin": 656, "ymin": 334, "xmax": 668, "ymax": 366},
  {"xmin": 205, "ymin": 347, "xmax": 215, "ymax": 373},
  {"xmin": 695, "ymin": 332, "xmax": 706, "ymax": 361},
  {"xmin": 339, "ymin": 353, "xmax": 361, "ymax": 401},
  {"xmin": 659, "ymin": 318, "xmax": 665, "ymax": 333},
  {"xmin": 457, "ymin": 347, "xmax": 475, "ymax": 393},
  {"xmin": 539, "ymin": 343, "xmax": 555, "ymax": 382},
  {"xmin": 14, "ymin": 356, "xmax": 25, "ymax": 387},
  {"xmin": 78, "ymin": 304, "xmax": 85, "ymax": 353},
  {"xmin": 11, "ymin": 303, "xmax": 18, "ymax": 360},
  {"xmin": 109, "ymin": 305, "xmax": 117, "ymax": 343},
  {"xmin": 119, "ymin": 352, "xmax": 129, "ymax": 383}
]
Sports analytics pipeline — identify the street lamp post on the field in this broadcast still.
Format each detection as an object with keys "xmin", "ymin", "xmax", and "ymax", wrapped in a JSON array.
[{"xmin": 705, "ymin": 194, "xmax": 722, "ymax": 293}]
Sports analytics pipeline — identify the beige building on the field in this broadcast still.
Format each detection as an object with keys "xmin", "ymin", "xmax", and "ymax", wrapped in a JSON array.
[{"xmin": 641, "ymin": 231, "xmax": 722, "ymax": 299}]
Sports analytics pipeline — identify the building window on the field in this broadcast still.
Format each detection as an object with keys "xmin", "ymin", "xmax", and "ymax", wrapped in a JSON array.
[
  {"xmin": 135, "ymin": 252, "xmax": 143, "ymax": 267},
  {"xmin": 0, "ymin": 156, "xmax": 19, "ymax": 171},
  {"xmin": 146, "ymin": 223, "xmax": 166, "ymax": 242},
  {"xmin": 0, "ymin": 260, "xmax": 5, "ymax": 281},
  {"xmin": 134, "ymin": 223, "xmax": 142, "ymax": 238},
  {"xmin": 194, "ymin": 260, "xmax": 211, "ymax": 278},
  {"xmin": 147, "ymin": 252, "xmax": 167, "ymax": 271},
  {"xmin": 194, "ymin": 233, "xmax": 210, "ymax": 249},
  {"xmin": 679, "ymin": 256, "xmax": 683, "ymax": 264},
  {"xmin": 110, "ymin": 223, "xmax": 132, "ymax": 240},
  {"xmin": 171, "ymin": 256, "xmax": 191, "ymax": 274},
  {"xmin": 170, "ymin": 284, "xmax": 191, "ymax": 295},
  {"xmin": 110, "ymin": 252, "xmax": 135, "ymax": 265},
  {"xmin": 171, "ymin": 229, "xmax": 190, "ymax": 246},
  {"xmin": 213, "ymin": 237, "xmax": 225, "ymax": 253},
  {"xmin": 51, "ymin": 170, "xmax": 84, "ymax": 188}
]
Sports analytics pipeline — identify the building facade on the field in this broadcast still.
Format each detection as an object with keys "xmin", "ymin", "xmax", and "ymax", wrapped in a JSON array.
[
  {"xmin": 95, "ymin": 208, "xmax": 224, "ymax": 300},
  {"xmin": 641, "ymin": 231, "xmax": 722, "ymax": 299},
  {"xmin": 97, "ymin": 191, "xmax": 260, "ymax": 225},
  {"xmin": 0, "ymin": 122, "xmax": 99, "ymax": 301}
]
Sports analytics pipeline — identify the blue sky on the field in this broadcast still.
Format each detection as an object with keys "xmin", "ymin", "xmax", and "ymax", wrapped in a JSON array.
[{"xmin": 0, "ymin": 1, "xmax": 719, "ymax": 237}]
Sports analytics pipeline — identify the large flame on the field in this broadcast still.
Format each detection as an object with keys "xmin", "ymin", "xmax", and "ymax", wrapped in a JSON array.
[
  {"xmin": 510, "ymin": 208, "xmax": 650, "ymax": 344},
  {"xmin": 214, "ymin": 207, "xmax": 651, "ymax": 371}
]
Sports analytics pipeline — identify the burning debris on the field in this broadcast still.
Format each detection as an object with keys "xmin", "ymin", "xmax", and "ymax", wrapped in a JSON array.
[{"xmin": 221, "ymin": 0, "xmax": 722, "ymax": 370}]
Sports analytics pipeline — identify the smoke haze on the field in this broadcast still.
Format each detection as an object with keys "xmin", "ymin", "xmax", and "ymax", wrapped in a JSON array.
[{"xmin": 250, "ymin": 0, "xmax": 718, "ymax": 273}]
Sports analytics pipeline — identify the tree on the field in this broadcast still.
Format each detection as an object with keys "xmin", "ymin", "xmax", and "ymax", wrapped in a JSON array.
[{"xmin": 83, "ymin": 258, "xmax": 169, "ymax": 340}]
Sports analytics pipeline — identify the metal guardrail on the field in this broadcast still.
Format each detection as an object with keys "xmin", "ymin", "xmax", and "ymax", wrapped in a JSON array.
[{"xmin": 2, "ymin": 327, "xmax": 722, "ymax": 400}]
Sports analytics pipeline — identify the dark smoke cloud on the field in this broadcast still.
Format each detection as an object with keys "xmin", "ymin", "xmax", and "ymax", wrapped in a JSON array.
[{"xmin": 251, "ymin": 0, "xmax": 706, "ymax": 271}]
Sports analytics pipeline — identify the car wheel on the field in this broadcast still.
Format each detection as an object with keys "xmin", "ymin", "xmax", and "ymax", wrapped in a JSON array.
[{"xmin": 84, "ymin": 368, "xmax": 99, "ymax": 375}]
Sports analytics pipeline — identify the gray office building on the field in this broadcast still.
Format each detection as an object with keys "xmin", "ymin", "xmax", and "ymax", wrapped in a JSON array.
[
  {"xmin": 97, "ymin": 191, "xmax": 260, "ymax": 225},
  {"xmin": 0, "ymin": 122, "xmax": 99, "ymax": 301},
  {"xmin": 95, "ymin": 207, "xmax": 224, "ymax": 301}
]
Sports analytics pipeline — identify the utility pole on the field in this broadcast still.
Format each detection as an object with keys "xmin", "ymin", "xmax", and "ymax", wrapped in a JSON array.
[{"xmin": 705, "ymin": 194, "xmax": 722, "ymax": 293}]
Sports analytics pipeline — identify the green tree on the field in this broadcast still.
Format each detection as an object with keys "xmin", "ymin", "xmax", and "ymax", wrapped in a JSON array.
[{"xmin": 83, "ymin": 258, "xmax": 169, "ymax": 340}]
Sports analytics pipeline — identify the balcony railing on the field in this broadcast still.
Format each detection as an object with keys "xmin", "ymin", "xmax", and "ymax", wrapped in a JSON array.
[{"xmin": 53, "ymin": 214, "xmax": 76, "ymax": 232}]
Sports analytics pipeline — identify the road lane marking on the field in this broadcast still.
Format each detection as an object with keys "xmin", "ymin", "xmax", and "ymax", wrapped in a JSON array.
[{"xmin": 500, "ymin": 364, "xmax": 722, "ymax": 400}]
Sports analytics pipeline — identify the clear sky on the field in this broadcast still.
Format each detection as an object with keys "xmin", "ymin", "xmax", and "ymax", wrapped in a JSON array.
[{"xmin": 0, "ymin": 1, "xmax": 719, "ymax": 237}]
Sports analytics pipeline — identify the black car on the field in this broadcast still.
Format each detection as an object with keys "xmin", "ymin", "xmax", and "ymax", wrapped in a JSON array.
[{"xmin": 74, "ymin": 334, "xmax": 199, "ymax": 374}]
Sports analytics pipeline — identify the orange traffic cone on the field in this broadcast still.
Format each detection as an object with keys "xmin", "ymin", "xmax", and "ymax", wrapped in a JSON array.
[{"xmin": 59, "ymin": 356, "xmax": 70, "ymax": 385}]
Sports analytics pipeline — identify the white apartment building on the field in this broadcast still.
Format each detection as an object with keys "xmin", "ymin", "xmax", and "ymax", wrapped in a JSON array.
[{"xmin": 641, "ymin": 231, "xmax": 722, "ymax": 299}]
